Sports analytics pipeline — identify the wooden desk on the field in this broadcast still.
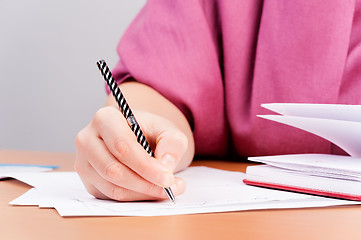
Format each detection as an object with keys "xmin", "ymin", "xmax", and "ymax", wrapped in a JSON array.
[{"xmin": 1, "ymin": 149, "xmax": 361, "ymax": 240}]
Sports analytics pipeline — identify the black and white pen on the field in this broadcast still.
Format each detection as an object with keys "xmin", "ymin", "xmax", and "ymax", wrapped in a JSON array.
[{"xmin": 96, "ymin": 59, "xmax": 176, "ymax": 204}]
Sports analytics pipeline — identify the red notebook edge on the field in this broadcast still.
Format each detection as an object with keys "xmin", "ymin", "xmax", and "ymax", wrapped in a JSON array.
[{"xmin": 243, "ymin": 179, "xmax": 361, "ymax": 201}]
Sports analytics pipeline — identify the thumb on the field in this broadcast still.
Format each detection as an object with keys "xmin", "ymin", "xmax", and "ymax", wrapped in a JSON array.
[
  {"xmin": 154, "ymin": 129, "xmax": 189, "ymax": 173},
  {"xmin": 132, "ymin": 110, "xmax": 190, "ymax": 173}
]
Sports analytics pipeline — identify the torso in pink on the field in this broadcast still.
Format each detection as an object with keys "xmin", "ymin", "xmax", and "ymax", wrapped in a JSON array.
[{"xmin": 112, "ymin": 0, "xmax": 361, "ymax": 158}]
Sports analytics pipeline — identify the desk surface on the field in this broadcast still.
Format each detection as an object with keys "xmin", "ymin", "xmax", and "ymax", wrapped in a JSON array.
[{"xmin": 1, "ymin": 149, "xmax": 361, "ymax": 240}]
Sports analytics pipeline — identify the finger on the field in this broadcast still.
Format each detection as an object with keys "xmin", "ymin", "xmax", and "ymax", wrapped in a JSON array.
[
  {"xmin": 85, "ymin": 132, "xmax": 170, "ymax": 198},
  {"xmin": 80, "ymin": 160, "xmax": 162, "ymax": 201},
  {"xmin": 75, "ymin": 125, "xmax": 169, "ymax": 199},
  {"xmin": 154, "ymin": 129, "xmax": 188, "ymax": 173},
  {"xmin": 79, "ymin": 159, "xmax": 185, "ymax": 201},
  {"xmin": 140, "ymin": 115, "xmax": 188, "ymax": 173},
  {"xmin": 92, "ymin": 107, "xmax": 174, "ymax": 187}
]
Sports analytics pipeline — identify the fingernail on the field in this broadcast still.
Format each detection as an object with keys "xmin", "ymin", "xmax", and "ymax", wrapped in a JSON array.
[{"xmin": 161, "ymin": 154, "xmax": 176, "ymax": 172}]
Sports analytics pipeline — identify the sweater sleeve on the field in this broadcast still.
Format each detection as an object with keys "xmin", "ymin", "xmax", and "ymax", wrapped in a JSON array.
[{"xmin": 111, "ymin": 0, "xmax": 228, "ymax": 157}]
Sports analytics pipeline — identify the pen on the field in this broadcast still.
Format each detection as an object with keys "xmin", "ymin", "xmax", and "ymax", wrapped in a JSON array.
[{"xmin": 96, "ymin": 59, "xmax": 176, "ymax": 204}]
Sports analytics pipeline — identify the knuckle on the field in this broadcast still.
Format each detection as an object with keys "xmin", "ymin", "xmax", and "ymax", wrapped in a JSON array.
[
  {"xmin": 172, "ymin": 131, "xmax": 188, "ymax": 150},
  {"xmin": 109, "ymin": 186, "xmax": 126, "ymax": 201},
  {"xmin": 92, "ymin": 109, "xmax": 106, "ymax": 128},
  {"xmin": 143, "ymin": 183, "xmax": 162, "ymax": 197},
  {"xmin": 92, "ymin": 107, "xmax": 113, "ymax": 128},
  {"xmin": 104, "ymin": 162, "xmax": 122, "ymax": 181},
  {"xmin": 113, "ymin": 137, "xmax": 128, "ymax": 160},
  {"xmin": 74, "ymin": 129, "xmax": 87, "ymax": 150}
]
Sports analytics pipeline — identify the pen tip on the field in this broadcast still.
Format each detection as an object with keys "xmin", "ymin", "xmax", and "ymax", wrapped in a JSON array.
[{"xmin": 163, "ymin": 187, "xmax": 176, "ymax": 204}]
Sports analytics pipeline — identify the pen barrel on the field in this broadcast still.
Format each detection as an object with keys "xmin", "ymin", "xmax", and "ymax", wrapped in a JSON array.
[
  {"xmin": 130, "ymin": 121, "xmax": 154, "ymax": 157},
  {"xmin": 96, "ymin": 60, "xmax": 133, "ymax": 119},
  {"xmin": 96, "ymin": 60, "xmax": 154, "ymax": 157}
]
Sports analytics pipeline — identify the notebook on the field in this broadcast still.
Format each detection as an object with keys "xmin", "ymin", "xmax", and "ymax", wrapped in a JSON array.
[
  {"xmin": 244, "ymin": 154, "xmax": 361, "ymax": 201},
  {"xmin": 243, "ymin": 103, "xmax": 361, "ymax": 201}
]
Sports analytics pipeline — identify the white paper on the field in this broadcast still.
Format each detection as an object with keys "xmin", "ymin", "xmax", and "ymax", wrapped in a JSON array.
[
  {"xmin": 259, "ymin": 103, "xmax": 361, "ymax": 157},
  {"xmin": 248, "ymin": 154, "xmax": 361, "ymax": 179},
  {"xmin": 246, "ymin": 164, "xmax": 361, "ymax": 196},
  {"xmin": 261, "ymin": 103, "xmax": 361, "ymax": 122},
  {"xmin": 0, "ymin": 164, "xmax": 56, "ymax": 179},
  {"xmin": 6, "ymin": 167, "xmax": 359, "ymax": 217},
  {"xmin": 258, "ymin": 115, "xmax": 361, "ymax": 157}
]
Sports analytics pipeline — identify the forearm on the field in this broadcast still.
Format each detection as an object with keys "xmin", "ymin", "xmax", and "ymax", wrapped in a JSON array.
[{"xmin": 105, "ymin": 81, "xmax": 195, "ymax": 172}]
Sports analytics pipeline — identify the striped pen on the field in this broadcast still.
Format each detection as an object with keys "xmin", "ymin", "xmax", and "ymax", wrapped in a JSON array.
[{"xmin": 96, "ymin": 59, "xmax": 176, "ymax": 203}]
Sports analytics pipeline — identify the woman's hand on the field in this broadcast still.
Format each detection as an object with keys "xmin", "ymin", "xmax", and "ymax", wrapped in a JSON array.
[{"xmin": 75, "ymin": 106, "xmax": 189, "ymax": 201}]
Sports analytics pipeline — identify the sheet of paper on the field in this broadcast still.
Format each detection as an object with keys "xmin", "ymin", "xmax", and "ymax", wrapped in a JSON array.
[
  {"xmin": 8, "ymin": 171, "xmax": 92, "ymax": 208},
  {"xmin": 0, "ymin": 164, "xmax": 57, "ymax": 179},
  {"xmin": 6, "ymin": 167, "xmax": 359, "ymax": 217},
  {"xmin": 248, "ymin": 154, "xmax": 361, "ymax": 179},
  {"xmin": 53, "ymin": 196, "xmax": 356, "ymax": 217},
  {"xmin": 257, "ymin": 115, "xmax": 361, "ymax": 157},
  {"xmin": 261, "ymin": 103, "xmax": 361, "ymax": 122},
  {"xmin": 259, "ymin": 103, "xmax": 361, "ymax": 157},
  {"xmin": 10, "ymin": 188, "xmax": 45, "ymax": 206}
]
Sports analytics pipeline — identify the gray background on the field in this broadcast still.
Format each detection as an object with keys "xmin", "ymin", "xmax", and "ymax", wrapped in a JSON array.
[{"xmin": 0, "ymin": 0, "xmax": 146, "ymax": 152}]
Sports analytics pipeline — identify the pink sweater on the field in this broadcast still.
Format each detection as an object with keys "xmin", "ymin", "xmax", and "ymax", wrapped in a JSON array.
[{"xmin": 112, "ymin": 0, "xmax": 361, "ymax": 158}]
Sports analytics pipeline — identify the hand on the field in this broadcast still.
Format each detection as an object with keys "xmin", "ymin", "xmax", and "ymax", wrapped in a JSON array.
[{"xmin": 75, "ymin": 106, "xmax": 188, "ymax": 201}]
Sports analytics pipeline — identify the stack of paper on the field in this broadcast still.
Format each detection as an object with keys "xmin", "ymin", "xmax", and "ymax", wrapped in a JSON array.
[
  {"xmin": 4, "ymin": 167, "xmax": 359, "ymax": 217},
  {"xmin": 245, "ymin": 154, "xmax": 361, "ymax": 200},
  {"xmin": 244, "ymin": 103, "xmax": 361, "ymax": 200}
]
